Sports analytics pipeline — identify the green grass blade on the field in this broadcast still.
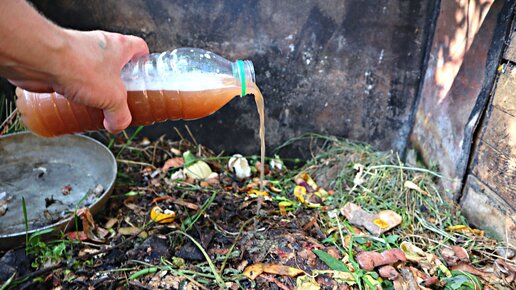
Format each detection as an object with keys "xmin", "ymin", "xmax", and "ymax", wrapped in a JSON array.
[{"xmin": 312, "ymin": 249, "xmax": 350, "ymax": 273}]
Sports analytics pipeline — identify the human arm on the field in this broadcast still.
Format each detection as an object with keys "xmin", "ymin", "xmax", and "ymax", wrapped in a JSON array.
[{"xmin": 0, "ymin": 0, "xmax": 149, "ymax": 133}]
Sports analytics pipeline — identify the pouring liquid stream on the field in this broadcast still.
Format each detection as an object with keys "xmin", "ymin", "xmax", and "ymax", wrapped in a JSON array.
[{"xmin": 248, "ymin": 84, "xmax": 265, "ymax": 192}]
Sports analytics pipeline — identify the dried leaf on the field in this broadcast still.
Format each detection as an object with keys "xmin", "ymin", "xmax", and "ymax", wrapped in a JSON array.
[
  {"xmin": 451, "ymin": 263, "xmax": 487, "ymax": 278},
  {"xmin": 65, "ymin": 231, "xmax": 88, "ymax": 241},
  {"xmin": 379, "ymin": 265, "xmax": 399, "ymax": 280},
  {"xmin": 104, "ymin": 218, "xmax": 119, "ymax": 229},
  {"xmin": 341, "ymin": 202, "xmax": 401, "ymax": 235},
  {"xmin": 243, "ymin": 263, "xmax": 304, "ymax": 280},
  {"xmin": 447, "ymin": 224, "xmax": 484, "ymax": 236},
  {"xmin": 400, "ymin": 241, "xmax": 450, "ymax": 277},
  {"xmin": 404, "ymin": 180, "xmax": 429, "ymax": 196},
  {"xmin": 494, "ymin": 259, "xmax": 515, "ymax": 283},
  {"xmin": 76, "ymin": 208, "xmax": 108, "ymax": 243},
  {"xmin": 313, "ymin": 270, "xmax": 355, "ymax": 283},
  {"xmin": 356, "ymin": 249, "xmax": 406, "ymax": 271},
  {"xmin": 353, "ymin": 164, "xmax": 365, "ymax": 186},
  {"xmin": 296, "ymin": 275, "xmax": 320, "ymax": 290},
  {"xmin": 278, "ymin": 201, "xmax": 291, "ymax": 215},
  {"xmin": 118, "ymin": 226, "xmax": 147, "ymax": 238},
  {"xmin": 173, "ymin": 199, "xmax": 199, "ymax": 210},
  {"xmin": 162, "ymin": 157, "xmax": 184, "ymax": 171}
]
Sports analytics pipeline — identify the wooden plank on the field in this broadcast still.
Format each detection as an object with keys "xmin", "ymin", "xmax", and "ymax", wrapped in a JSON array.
[
  {"xmin": 492, "ymin": 64, "xmax": 516, "ymax": 115},
  {"xmin": 471, "ymin": 107, "xmax": 516, "ymax": 209},
  {"xmin": 503, "ymin": 31, "xmax": 516, "ymax": 63},
  {"xmin": 461, "ymin": 175, "xmax": 515, "ymax": 244}
]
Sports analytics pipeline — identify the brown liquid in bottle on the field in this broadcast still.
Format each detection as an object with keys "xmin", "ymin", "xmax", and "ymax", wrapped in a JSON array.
[
  {"xmin": 17, "ymin": 86, "xmax": 239, "ymax": 136},
  {"xmin": 16, "ymin": 77, "xmax": 266, "ymax": 187}
]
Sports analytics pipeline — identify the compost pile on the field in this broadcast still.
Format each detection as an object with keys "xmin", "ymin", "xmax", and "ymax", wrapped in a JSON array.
[{"xmin": 0, "ymin": 133, "xmax": 514, "ymax": 290}]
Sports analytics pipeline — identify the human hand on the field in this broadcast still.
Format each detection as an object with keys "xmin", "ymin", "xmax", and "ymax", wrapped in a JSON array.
[{"xmin": 9, "ymin": 30, "xmax": 149, "ymax": 134}]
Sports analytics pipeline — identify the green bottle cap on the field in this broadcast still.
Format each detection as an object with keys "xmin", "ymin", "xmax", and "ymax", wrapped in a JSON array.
[{"xmin": 236, "ymin": 60, "xmax": 246, "ymax": 96}]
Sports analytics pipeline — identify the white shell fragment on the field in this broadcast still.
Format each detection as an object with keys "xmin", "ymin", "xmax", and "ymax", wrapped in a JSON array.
[
  {"xmin": 228, "ymin": 154, "xmax": 252, "ymax": 180},
  {"xmin": 269, "ymin": 156, "xmax": 284, "ymax": 171}
]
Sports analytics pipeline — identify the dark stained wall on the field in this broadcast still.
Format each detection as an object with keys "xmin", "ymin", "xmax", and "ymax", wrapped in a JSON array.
[{"xmin": 21, "ymin": 0, "xmax": 435, "ymax": 157}]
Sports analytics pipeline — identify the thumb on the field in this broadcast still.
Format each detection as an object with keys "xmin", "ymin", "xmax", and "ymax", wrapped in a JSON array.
[{"xmin": 102, "ymin": 82, "xmax": 132, "ymax": 134}]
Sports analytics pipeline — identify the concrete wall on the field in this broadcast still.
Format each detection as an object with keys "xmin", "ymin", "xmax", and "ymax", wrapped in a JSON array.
[{"xmin": 23, "ymin": 0, "xmax": 435, "ymax": 157}]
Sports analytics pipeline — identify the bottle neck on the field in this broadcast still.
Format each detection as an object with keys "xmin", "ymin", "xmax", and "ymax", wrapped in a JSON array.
[{"xmin": 232, "ymin": 60, "xmax": 255, "ymax": 96}]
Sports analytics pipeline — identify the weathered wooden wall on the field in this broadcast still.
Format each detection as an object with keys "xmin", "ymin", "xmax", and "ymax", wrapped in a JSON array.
[
  {"xmin": 409, "ymin": 0, "xmax": 515, "ymax": 242},
  {"xmin": 461, "ymin": 58, "xmax": 516, "ymax": 243},
  {"xmin": 19, "ymin": 0, "xmax": 435, "ymax": 158},
  {"xmin": 410, "ymin": 0, "xmax": 513, "ymax": 198}
]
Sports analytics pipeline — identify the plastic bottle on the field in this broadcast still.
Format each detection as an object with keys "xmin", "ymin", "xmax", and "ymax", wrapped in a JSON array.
[{"xmin": 15, "ymin": 48, "xmax": 256, "ymax": 137}]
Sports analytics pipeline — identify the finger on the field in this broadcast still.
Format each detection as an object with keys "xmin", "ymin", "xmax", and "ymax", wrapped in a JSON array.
[
  {"xmin": 102, "ymin": 83, "xmax": 132, "ymax": 134},
  {"xmin": 121, "ymin": 35, "xmax": 150, "ymax": 63},
  {"xmin": 8, "ymin": 79, "xmax": 53, "ymax": 93}
]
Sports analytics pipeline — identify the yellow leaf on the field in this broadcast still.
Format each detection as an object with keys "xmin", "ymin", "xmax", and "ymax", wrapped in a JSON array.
[
  {"xmin": 314, "ymin": 188, "xmax": 329, "ymax": 198},
  {"xmin": 373, "ymin": 218, "xmax": 390, "ymax": 229},
  {"xmin": 248, "ymin": 189, "xmax": 269, "ymax": 197},
  {"xmin": 278, "ymin": 201, "xmax": 293, "ymax": 207},
  {"xmin": 243, "ymin": 263, "xmax": 304, "ymax": 280},
  {"xmin": 306, "ymin": 202, "xmax": 322, "ymax": 208},
  {"xmin": 299, "ymin": 172, "xmax": 318, "ymax": 190},
  {"xmin": 447, "ymin": 225, "xmax": 468, "ymax": 231},
  {"xmin": 294, "ymin": 186, "xmax": 307, "ymax": 203},
  {"xmin": 279, "ymin": 205, "xmax": 287, "ymax": 215},
  {"xmin": 269, "ymin": 185, "xmax": 282, "ymax": 193},
  {"xmin": 150, "ymin": 206, "xmax": 176, "ymax": 224},
  {"xmin": 296, "ymin": 275, "xmax": 320, "ymax": 290}
]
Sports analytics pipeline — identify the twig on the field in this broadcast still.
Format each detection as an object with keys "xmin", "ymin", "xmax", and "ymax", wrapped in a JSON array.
[
  {"xmin": 128, "ymin": 281, "xmax": 155, "ymax": 290},
  {"xmin": 172, "ymin": 230, "xmax": 226, "ymax": 289},
  {"xmin": 220, "ymin": 218, "xmax": 253, "ymax": 273},
  {"xmin": 366, "ymin": 164, "xmax": 445, "ymax": 179},
  {"xmin": 0, "ymin": 108, "xmax": 18, "ymax": 135},
  {"xmin": 116, "ymin": 159, "xmax": 155, "ymax": 168},
  {"xmin": 184, "ymin": 124, "xmax": 198, "ymax": 146}
]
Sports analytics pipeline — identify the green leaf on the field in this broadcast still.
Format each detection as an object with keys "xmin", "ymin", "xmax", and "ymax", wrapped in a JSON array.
[
  {"xmin": 354, "ymin": 237, "xmax": 368, "ymax": 244},
  {"xmin": 313, "ymin": 249, "xmax": 350, "ymax": 273},
  {"xmin": 444, "ymin": 271, "xmax": 483, "ymax": 290},
  {"xmin": 129, "ymin": 267, "xmax": 158, "ymax": 280},
  {"xmin": 182, "ymin": 151, "xmax": 196, "ymax": 166},
  {"xmin": 385, "ymin": 234, "xmax": 399, "ymax": 245},
  {"xmin": 125, "ymin": 191, "xmax": 144, "ymax": 196},
  {"xmin": 28, "ymin": 228, "xmax": 55, "ymax": 243}
]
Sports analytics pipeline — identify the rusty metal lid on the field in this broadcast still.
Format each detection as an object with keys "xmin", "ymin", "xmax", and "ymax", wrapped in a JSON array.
[{"xmin": 0, "ymin": 132, "xmax": 116, "ymax": 250}]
